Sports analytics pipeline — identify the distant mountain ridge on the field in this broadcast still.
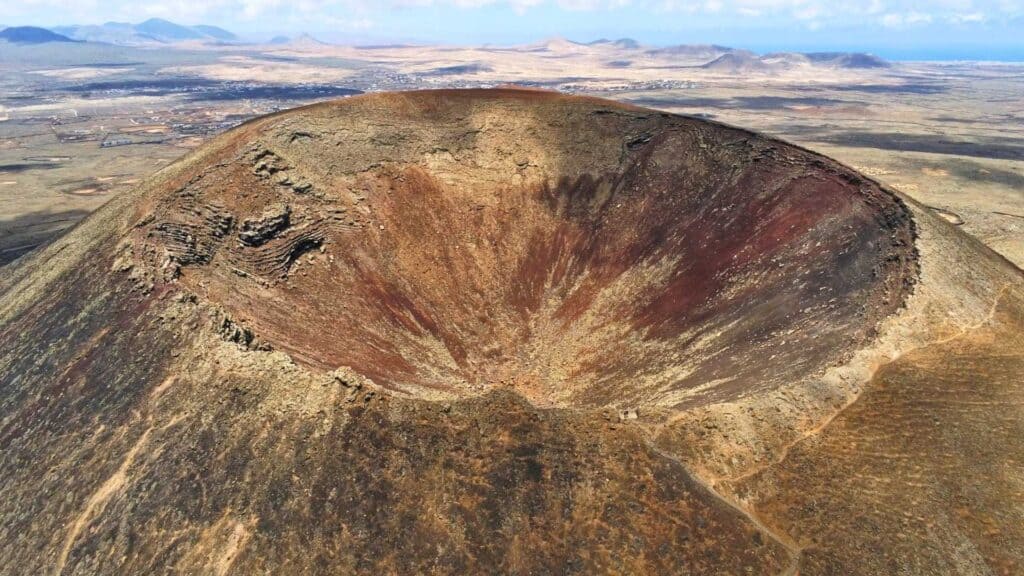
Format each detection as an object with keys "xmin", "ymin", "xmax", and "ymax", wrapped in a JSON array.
[
  {"xmin": 646, "ymin": 44, "xmax": 735, "ymax": 59},
  {"xmin": 566, "ymin": 38, "xmax": 890, "ymax": 70},
  {"xmin": 290, "ymin": 33, "xmax": 330, "ymax": 47},
  {"xmin": 700, "ymin": 49, "xmax": 891, "ymax": 72},
  {"xmin": 189, "ymin": 25, "xmax": 237, "ymax": 41},
  {"xmin": 588, "ymin": 38, "xmax": 641, "ymax": 49},
  {"xmin": 0, "ymin": 24, "xmax": 895, "ymax": 72},
  {"xmin": 701, "ymin": 51, "xmax": 770, "ymax": 72},
  {"xmin": 259, "ymin": 32, "xmax": 330, "ymax": 47},
  {"xmin": 0, "ymin": 26, "xmax": 77, "ymax": 44},
  {"xmin": 132, "ymin": 18, "xmax": 205, "ymax": 41},
  {"xmin": 52, "ymin": 18, "xmax": 238, "ymax": 45},
  {"xmin": 805, "ymin": 52, "xmax": 891, "ymax": 68}
]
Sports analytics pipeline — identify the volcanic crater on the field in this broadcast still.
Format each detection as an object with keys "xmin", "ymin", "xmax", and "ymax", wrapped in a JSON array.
[
  {"xmin": 8, "ymin": 90, "xmax": 1023, "ymax": 576},
  {"xmin": 136, "ymin": 89, "xmax": 916, "ymax": 408}
]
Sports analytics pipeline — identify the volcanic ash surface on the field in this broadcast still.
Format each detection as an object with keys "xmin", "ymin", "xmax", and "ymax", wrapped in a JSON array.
[{"xmin": 2, "ymin": 89, "xmax": 1022, "ymax": 576}]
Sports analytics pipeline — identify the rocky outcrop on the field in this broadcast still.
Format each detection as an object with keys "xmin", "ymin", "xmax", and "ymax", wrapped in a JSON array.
[{"xmin": 238, "ymin": 204, "xmax": 290, "ymax": 247}]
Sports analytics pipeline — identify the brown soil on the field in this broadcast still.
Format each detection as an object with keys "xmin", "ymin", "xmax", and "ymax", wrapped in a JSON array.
[
  {"xmin": 133, "ymin": 89, "xmax": 916, "ymax": 410},
  {"xmin": 1, "ymin": 90, "xmax": 1021, "ymax": 576}
]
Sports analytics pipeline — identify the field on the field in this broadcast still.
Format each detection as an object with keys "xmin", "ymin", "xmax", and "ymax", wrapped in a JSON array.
[{"xmin": 1, "ymin": 39, "xmax": 1022, "ymax": 267}]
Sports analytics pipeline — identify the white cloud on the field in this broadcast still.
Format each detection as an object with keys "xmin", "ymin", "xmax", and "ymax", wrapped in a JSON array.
[
  {"xmin": 556, "ymin": 0, "xmax": 630, "ymax": 9},
  {"xmin": 2, "ymin": 0, "xmax": 1019, "ymax": 32},
  {"xmin": 881, "ymin": 10, "xmax": 934, "ymax": 27},
  {"xmin": 949, "ymin": 11, "xmax": 987, "ymax": 22}
]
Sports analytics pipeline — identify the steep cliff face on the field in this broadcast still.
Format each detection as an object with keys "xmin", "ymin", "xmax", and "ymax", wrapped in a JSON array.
[{"xmin": 1, "ymin": 89, "xmax": 1020, "ymax": 575}]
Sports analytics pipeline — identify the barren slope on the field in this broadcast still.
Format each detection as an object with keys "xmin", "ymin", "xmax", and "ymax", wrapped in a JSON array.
[{"xmin": 0, "ymin": 89, "xmax": 1021, "ymax": 575}]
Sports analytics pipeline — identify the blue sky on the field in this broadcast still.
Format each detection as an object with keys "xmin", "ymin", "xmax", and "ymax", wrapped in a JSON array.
[{"xmin": 2, "ymin": 0, "xmax": 1023, "ymax": 59}]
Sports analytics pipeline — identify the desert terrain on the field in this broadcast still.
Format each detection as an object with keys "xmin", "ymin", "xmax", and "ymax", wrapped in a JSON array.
[
  {"xmin": 1, "ymin": 37, "xmax": 1022, "ymax": 269},
  {"xmin": 1, "ymin": 88, "xmax": 1021, "ymax": 575},
  {"xmin": 2, "ymin": 29, "xmax": 1024, "ymax": 576}
]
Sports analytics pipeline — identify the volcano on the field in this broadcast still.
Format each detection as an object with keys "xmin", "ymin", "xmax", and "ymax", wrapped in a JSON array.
[{"xmin": 1, "ymin": 90, "xmax": 1022, "ymax": 575}]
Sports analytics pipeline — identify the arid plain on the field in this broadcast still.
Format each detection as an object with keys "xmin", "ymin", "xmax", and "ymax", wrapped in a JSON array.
[
  {"xmin": 1, "ymin": 38, "xmax": 1022, "ymax": 269},
  {"xmin": 3, "ymin": 32, "xmax": 1024, "ymax": 575}
]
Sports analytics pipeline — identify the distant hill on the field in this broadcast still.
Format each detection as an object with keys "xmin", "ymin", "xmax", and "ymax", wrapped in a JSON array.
[
  {"xmin": 761, "ymin": 52, "xmax": 813, "ymax": 67},
  {"xmin": 527, "ymin": 36, "xmax": 587, "ymax": 52},
  {"xmin": 689, "ymin": 50, "xmax": 891, "ymax": 74},
  {"xmin": 52, "ymin": 22, "xmax": 136, "ymax": 44},
  {"xmin": 133, "ymin": 18, "xmax": 205, "ymax": 41},
  {"xmin": 54, "ymin": 19, "xmax": 238, "ymax": 45},
  {"xmin": 0, "ymin": 26, "xmax": 76, "ymax": 44},
  {"xmin": 190, "ymin": 25, "xmax": 237, "ymax": 41},
  {"xmin": 268, "ymin": 35, "xmax": 291, "ymax": 45},
  {"xmin": 290, "ymin": 33, "xmax": 329, "ymax": 47},
  {"xmin": 589, "ymin": 38, "xmax": 641, "ymax": 49},
  {"xmin": 646, "ymin": 44, "xmax": 734, "ymax": 59},
  {"xmin": 701, "ymin": 51, "xmax": 771, "ymax": 73},
  {"xmin": 805, "ymin": 52, "xmax": 891, "ymax": 68}
]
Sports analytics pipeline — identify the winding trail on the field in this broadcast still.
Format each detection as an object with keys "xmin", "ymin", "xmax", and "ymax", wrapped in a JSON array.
[{"xmin": 54, "ymin": 427, "xmax": 153, "ymax": 576}]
